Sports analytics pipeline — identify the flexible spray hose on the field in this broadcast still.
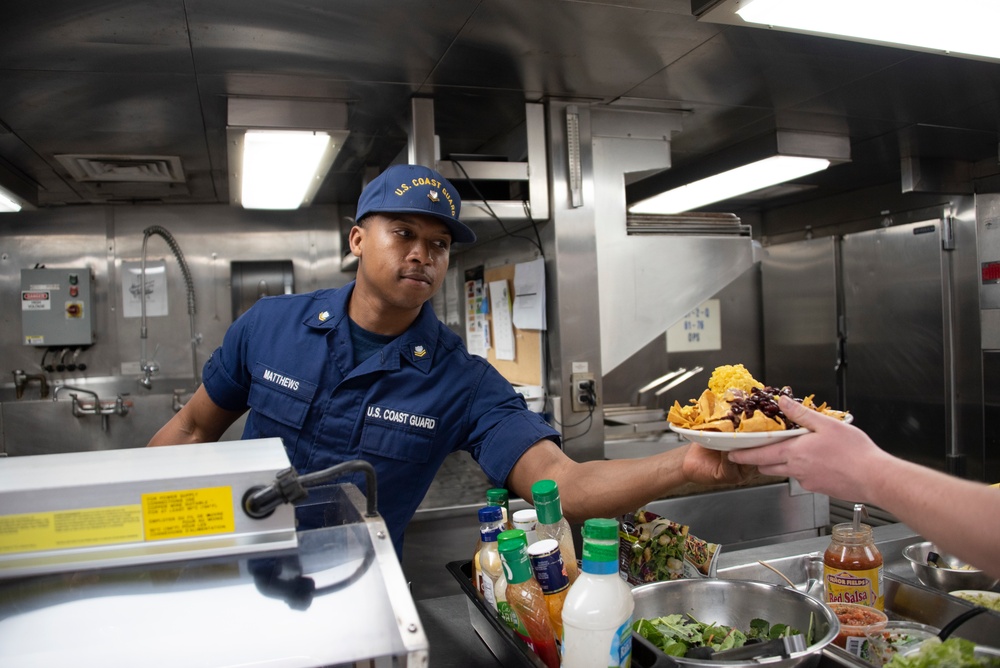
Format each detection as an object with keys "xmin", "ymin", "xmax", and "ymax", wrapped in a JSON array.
[{"xmin": 140, "ymin": 225, "xmax": 200, "ymax": 385}]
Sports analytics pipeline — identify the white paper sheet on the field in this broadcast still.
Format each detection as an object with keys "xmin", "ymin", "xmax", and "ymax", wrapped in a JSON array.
[
  {"xmin": 513, "ymin": 256, "xmax": 546, "ymax": 330},
  {"xmin": 445, "ymin": 267, "xmax": 461, "ymax": 325},
  {"xmin": 122, "ymin": 260, "xmax": 168, "ymax": 318},
  {"xmin": 488, "ymin": 279, "xmax": 516, "ymax": 361},
  {"xmin": 465, "ymin": 276, "xmax": 489, "ymax": 358}
]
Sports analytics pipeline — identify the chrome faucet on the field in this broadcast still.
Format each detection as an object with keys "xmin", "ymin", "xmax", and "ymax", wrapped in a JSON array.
[
  {"xmin": 53, "ymin": 385, "xmax": 131, "ymax": 432},
  {"xmin": 139, "ymin": 225, "xmax": 200, "ymax": 390},
  {"xmin": 12, "ymin": 369, "xmax": 49, "ymax": 399},
  {"xmin": 52, "ymin": 384, "xmax": 101, "ymax": 410}
]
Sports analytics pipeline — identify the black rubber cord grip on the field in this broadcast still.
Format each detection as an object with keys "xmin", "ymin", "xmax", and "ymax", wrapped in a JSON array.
[{"xmin": 242, "ymin": 459, "xmax": 379, "ymax": 519}]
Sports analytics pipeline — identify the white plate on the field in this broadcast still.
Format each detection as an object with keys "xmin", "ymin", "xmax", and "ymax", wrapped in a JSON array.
[
  {"xmin": 669, "ymin": 424, "xmax": 808, "ymax": 450},
  {"xmin": 950, "ymin": 590, "xmax": 1000, "ymax": 611}
]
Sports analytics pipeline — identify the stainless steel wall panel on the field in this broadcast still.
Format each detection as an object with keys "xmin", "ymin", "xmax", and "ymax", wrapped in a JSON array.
[
  {"xmin": 842, "ymin": 221, "xmax": 948, "ymax": 470},
  {"xmin": 591, "ymin": 107, "xmax": 754, "ymax": 375},
  {"xmin": 761, "ymin": 237, "xmax": 842, "ymax": 407},
  {"xmin": 603, "ymin": 262, "xmax": 764, "ymax": 412},
  {"xmin": 0, "ymin": 204, "xmax": 342, "ymax": 455}
]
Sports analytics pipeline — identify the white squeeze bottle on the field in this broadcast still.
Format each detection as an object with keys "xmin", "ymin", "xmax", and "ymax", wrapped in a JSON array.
[
  {"xmin": 531, "ymin": 479, "xmax": 579, "ymax": 584},
  {"xmin": 561, "ymin": 518, "xmax": 634, "ymax": 668}
]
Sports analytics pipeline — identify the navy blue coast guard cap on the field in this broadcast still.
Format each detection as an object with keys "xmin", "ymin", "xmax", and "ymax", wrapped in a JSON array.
[{"xmin": 356, "ymin": 164, "xmax": 477, "ymax": 244}]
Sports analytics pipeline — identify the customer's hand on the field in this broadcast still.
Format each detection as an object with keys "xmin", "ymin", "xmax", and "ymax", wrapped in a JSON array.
[{"xmin": 727, "ymin": 395, "xmax": 891, "ymax": 501}]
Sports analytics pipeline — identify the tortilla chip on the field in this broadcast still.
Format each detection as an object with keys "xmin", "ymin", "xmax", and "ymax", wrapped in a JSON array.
[
  {"xmin": 690, "ymin": 418, "xmax": 735, "ymax": 432},
  {"xmin": 668, "ymin": 401, "xmax": 699, "ymax": 428},
  {"xmin": 737, "ymin": 409, "xmax": 785, "ymax": 432},
  {"xmin": 695, "ymin": 389, "xmax": 715, "ymax": 423}
]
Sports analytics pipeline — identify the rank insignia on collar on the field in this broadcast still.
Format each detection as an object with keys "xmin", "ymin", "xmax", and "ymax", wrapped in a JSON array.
[
  {"xmin": 413, "ymin": 345, "xmax": 428, "ymax": 358},
  {"xmin": 427, "ymin": 189, "xmax": 440, "ymax": 203},
  {"xmin": 318, "ymin": 311, "xmax": 330, "ymax": 322}
]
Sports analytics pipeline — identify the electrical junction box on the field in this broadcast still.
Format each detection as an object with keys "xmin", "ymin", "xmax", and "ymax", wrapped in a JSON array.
[{"xmin": 20, "ymin": 267, "xmax": 94, "ymax": 346}]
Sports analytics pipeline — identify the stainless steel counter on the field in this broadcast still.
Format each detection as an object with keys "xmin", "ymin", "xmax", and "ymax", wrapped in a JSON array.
[{"xmin": 422, "ymin": 522, "xmax": 1000, "ymax": 668}]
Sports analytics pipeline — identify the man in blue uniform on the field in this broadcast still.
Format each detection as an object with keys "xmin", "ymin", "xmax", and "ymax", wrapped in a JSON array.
[{"xmin": 148, "ymin": 164, "xmax": 749, "ymax": 555}]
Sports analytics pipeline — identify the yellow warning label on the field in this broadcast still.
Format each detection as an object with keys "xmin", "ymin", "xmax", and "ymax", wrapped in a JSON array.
[
  {"xmin": 142, "ymin": 487, "xmax": 235, "ymax": 541},
  {"xmin": 0, "ymin": 505, "xmax": 143, "ymax": 555}
]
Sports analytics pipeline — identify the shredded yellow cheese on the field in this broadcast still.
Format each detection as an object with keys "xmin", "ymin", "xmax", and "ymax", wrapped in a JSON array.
[{"xmin": 707, "ymin": 364, "xmax": 762, "ymax": 396}]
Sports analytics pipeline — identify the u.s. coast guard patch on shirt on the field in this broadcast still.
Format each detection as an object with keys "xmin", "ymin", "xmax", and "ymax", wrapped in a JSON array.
[{"xmin": 365, "ymin": 404, "xmax": 438, "ymax": 435}]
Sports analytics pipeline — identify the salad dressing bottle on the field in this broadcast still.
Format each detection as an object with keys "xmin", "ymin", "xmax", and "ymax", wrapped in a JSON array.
[
  {"xmin": 561, "ymin": 518, "xmax": 634, "ymax": 668},
  {"xmin": 476, "ymin": 506, "xmax": 505, "ymax": 607},
  {"xmin": 498, "ymin": 532, "xmax": 561, "ymax": 668},
  {"xmin": 472, "ymin": 488, "xmax": 513, "ymax": 593},
  {"xmin": 531, "ymin": 479, "xmax": 580, "ymax": 584}
]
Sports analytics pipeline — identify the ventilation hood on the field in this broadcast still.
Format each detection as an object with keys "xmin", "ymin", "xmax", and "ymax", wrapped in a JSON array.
[{"xmin": 588, "ymin": 107, "xmax": 757, "ymax": 374}]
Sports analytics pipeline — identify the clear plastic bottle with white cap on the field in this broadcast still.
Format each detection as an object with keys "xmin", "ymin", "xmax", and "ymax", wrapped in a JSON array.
[{"xmin": 512, "ymin": 508, "xmax": 538, "ymax": 545}]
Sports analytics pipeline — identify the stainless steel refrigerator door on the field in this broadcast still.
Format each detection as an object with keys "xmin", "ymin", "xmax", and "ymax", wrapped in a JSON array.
[
  {"xmin": 842, "ymin": 220, "xmax": 947, "ymax": 471},
  {"xmin": 761, "ymin": 237, "xmax": 842, "ymax": 409}
]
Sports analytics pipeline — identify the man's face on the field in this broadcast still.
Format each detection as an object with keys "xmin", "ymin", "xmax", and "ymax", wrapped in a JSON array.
[{"xmin": 350, "ymin": 213, "xmax": 451, "ymax": 312}]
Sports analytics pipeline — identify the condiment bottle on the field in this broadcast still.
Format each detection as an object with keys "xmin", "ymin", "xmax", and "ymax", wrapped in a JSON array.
[
  {"xmin": 824, "ymin": 503, "xmax": 884, "ymax": 610},
  {"xmin": 527, "ymin": 538, "xmax": 570, "ymax": 642},
  {"xmin": 499, "ymin": 531, "xmax": 561, "ymax": 668},
  {"xmin": 496, "ymin": 530, "xmax": 532, "ymax": 643},
  {"xmin": 513, "ymin": 508, "xmax": 539, "ymax": 546},
  {"xmin": 531, "ymin": 479, "xmax": 580, "ymax": 584},
  {"xmin": 487, "ymin": 487, "xmax": 514, "ymax": 530},
  {"xmin": 472, "ymin": 489, "xmax": 513, "ymax": 592},
  {"xmin": 561, "ymin": 518, "xmax": 634, "ymax": 668},
  {"xmin": 477, "ymin": 506, "xmax": 505, "ymax": 607}
]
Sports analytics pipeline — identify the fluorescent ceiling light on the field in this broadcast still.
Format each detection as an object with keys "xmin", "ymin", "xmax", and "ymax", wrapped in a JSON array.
[
  {"xmin": 226, "ymin": 98, "xmax": 349, "ymax": 210},
  {"xmin": 0, "ymin": 186, "xmax": 23, "ymax": 212},
  {"xmin": 240, "ymin": 130, "xmax": 333, "ymax": 210},
  {"xmin": 629, "ymin": 155, "xmax": 830, "ymax": 214},
  {"xmin": 733, "ymin": 0, "xmax": 1000, "ymax": 61}
]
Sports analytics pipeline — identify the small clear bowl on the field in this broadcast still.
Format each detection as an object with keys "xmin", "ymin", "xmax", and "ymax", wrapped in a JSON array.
[
  {"xmin": 864, "ymin": 621, "xmax": 940, "ymax": 666},
  {"xmin": 828, "ymin": 602, "xmax": 889, "ymax": 656}
]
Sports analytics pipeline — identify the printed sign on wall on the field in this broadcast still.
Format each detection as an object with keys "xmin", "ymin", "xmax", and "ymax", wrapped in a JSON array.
[{"xmin": 666, "ymin": 299, "xmax": 721, "ymax": 352}]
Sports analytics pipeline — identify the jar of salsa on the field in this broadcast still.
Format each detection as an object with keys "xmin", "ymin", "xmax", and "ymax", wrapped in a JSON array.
[{"xmin": 824, "ymin": 510, "xmax": 884, "ymax": 610}]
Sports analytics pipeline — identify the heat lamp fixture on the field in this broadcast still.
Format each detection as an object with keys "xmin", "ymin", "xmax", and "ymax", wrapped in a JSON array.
[{"xmin": 227, "ymin": 98, "xmax": 349, "ymax": 210}]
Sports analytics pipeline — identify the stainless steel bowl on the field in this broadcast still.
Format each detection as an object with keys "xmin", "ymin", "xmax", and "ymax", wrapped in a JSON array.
[
  {"xmin": 631, "ymin": 578, "xmax": 840, "ymax": 667},
  {"xmin": 903, "ymin": 541, "xmax": 1000, "ymax": 592}
]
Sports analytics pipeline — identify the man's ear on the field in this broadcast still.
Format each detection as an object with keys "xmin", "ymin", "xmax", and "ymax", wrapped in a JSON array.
[{"xmin": 348, "ymin": 225, "xmax": 364, "ymax": 258}]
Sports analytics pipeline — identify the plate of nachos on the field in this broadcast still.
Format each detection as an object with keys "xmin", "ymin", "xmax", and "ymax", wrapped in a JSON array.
[{"xmin": 668, "ymin": 364, "xmax": 850, "ymax": 451}]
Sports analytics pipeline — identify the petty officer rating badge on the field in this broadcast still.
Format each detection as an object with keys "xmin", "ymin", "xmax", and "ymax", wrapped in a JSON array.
[
  {"xmin": 427, "ymin": 189, "xmax": 440, "ymax": 203},
  {"xmin": 413, "ymin": 344, "xmax": 428, "ymax": 358},
  {"xmin": 318, "ymin": 311, "xmax": 330, "ymax": 322}
]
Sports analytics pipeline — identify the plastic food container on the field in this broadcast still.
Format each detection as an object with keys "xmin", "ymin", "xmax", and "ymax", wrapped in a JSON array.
[
  {"xmin": 864, "ymin": 621, "xmax": 939, "ymax": 666},
  {"xmin": 828, "ymin": 602, "xmax": 888, "ymax": 656}
]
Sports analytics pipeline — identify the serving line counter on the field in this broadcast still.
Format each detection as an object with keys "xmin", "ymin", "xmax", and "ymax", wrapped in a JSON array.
[
  {"xmin": 403, "ymin": 436, "xmax": 830, "ymax": 602},
  {"xmin": 416, "ymin": 522, "xmax": 1000, "ymax": 667}
]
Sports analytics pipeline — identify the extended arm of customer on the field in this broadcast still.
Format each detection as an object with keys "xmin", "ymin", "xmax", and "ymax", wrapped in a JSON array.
[
  {"xmin": 727, "ymin": 395, "xmax": 1000, "ymax": 579},
  {"xmin": 507, "ymin": 439, "xmax": 754, "ymax": 524}
]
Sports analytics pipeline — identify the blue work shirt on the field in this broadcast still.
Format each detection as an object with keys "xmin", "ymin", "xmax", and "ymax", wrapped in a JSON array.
[{"xmin": 201, "ymin": 281, "xmax": 560, "ymax": 554}]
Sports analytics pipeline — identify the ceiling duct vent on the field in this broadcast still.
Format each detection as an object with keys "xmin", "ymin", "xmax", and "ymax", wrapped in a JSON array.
[
  {"xmin": 55, "ymin": 154, "xmax": 186, "ymax": 183},
  {"xmin": 626, "ymin": 212, "xmax": 751, "ymax": 236}
]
